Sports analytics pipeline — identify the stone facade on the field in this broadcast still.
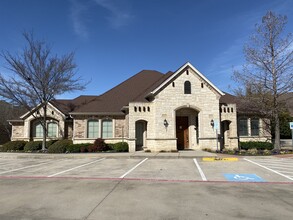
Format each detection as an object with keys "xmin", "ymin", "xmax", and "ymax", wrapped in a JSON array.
[
  {"xmin": 72, "ymin": 115, "xmax": 127, "ymax": 144},
  {"xmin": 10, "ymin": 103, "xmax": 67, "ymax": 141},
  {"xmin": 9, "ymin": 62, "xmax": 271, "ymax": 152},
  {"xmin": 127, "ymin": 66, "xmax": 223, "ymax": 152}
]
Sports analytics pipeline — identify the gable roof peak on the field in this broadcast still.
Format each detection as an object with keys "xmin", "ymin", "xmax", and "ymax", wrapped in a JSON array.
[{"xmin": 149, "ymin": 62, "xmax": 224, "ymax": 97}]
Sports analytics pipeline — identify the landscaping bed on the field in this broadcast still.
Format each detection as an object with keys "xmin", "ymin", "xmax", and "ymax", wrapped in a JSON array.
[
  {"xmin": 0, "ymin": 138, "xmax": 129, "ymax": 153},
  {"xmin": 203, "ymin": 141, "xmax": 293, "ymax": 156}
]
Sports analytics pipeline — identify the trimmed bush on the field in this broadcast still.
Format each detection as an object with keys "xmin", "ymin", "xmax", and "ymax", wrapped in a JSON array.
[
  {"xmin": 0, "ymin": 141, "xmax": 27, "ymax": 152},
  {"xmin": 112, "ymin": 142, "xmax": 128, "ymax": 152},
  {"xmin": 88, "ymin": 145, "xmax": 98, "ymax": 152},
  {"xmin": 240, "ymin": 141, "xmax": 274, "ymax": 150},
  {"xmin": 47, "ymin": 140, "xmax": 58, "ymax": 147},
  {"xmin": 93, "ymin": 138, "xmax": 110, "ymax": 152},
  {"xmin": 66, "ymin": 143, "xmax": 91, "ymax": 153},
  {"xmin": 24, "ymin": 141, "xmax": 42, "ymax": 152},
  {"xmin": 48, "ymin": 140, "xmax": 73, "ymax": 153}
]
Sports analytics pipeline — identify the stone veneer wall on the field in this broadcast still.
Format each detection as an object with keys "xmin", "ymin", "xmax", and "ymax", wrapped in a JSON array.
[
  {"xmin": 72, "ymin": 115, "xmax": 127, "ymax": 144},
  {"xmin": 238, "ymin": 117, "xmax": 271, "ymax": 143},
  {"xmin": 220, "ymin": 104, "xmax": 238, "ymax": 149},
  {"xmin": 128, "ymin": 67, "xmax": 222, "ymax": 152},
  {"xmin": 11, "ymin": 122, "xmax": 25, "ymax": 141},
  {"xmin": 11, "ymin": 103, "xmax": 66, "ymax": 141}
]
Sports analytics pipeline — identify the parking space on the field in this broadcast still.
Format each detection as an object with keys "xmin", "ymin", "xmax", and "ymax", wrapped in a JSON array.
[
  {"xmin": 126, "ymin": 158, "xmax": 201, "ymax": 180},
  {"xmin": 197, "ymin": 159, "xmax": 291, "ymax": 182},
  {"xmin": 0, "ymin": 155, "xmax": 292, "ymax": 220},
  {"xmin": 0, "ymin": 156, "xmax": 292, "ymax": 183}
]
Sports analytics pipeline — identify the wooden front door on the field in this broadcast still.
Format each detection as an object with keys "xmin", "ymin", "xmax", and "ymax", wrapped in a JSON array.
[{"xmin": 176, "ymin": 116, "xmax": 189, "ymax": 150}]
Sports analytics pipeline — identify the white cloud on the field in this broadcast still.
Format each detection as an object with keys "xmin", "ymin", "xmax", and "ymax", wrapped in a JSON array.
[
  {"xmin": 69, "ymin": 0, "xmax": 90, "ymax": 39},
  {"xmin": 93, "ymin": 0, "xmax": 133, "ymax": 29}
]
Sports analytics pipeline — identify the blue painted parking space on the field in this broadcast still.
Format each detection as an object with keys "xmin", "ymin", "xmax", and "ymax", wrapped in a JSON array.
[{"xmin": 224, "ymin": 174, "xmax": 265, "ymax": 182}]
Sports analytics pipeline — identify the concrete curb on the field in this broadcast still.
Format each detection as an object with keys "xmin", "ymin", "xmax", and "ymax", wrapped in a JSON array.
[{"xmin": 0, "ymin": 151, "xmax": 219, "ymax": 159}]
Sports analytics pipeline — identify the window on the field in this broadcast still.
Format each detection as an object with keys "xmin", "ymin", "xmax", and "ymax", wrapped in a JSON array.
[
  {"xmin": 251, "ymin": 118, "xmax": 260, "ymax": 136},
  {"xmin": 239, "ymin": 118, "xmax": 248, "ymax": 136},
  {"xmin": 102, "ymin": 119, "xmax": 113, "ymax": 138},
  {"xmin": 184, "ymin": 81, "xmax": 191, "ymax": 94},
  {"xmin": 47, "ymin": 122, "xmax": 57, "ymax": 137},
  {"xmin": 34, "ymin": 122, "xmax": 43, "ymax": 138},
  {"xmin": 88, "ymin": 120, "xmax": 99, "ymax": 138}
]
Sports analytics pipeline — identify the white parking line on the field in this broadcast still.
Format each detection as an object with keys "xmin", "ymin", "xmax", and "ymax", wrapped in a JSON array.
[
  {"xmin": 193, "ymin": 158, "xmax": 207, "ymax": 181},
  {"xmin": 119, "ymin": 158, "xmax": 148, "ymax": 178},
  {"xmin": 48, "ymin": 158, "xmax": 105, "ymax": 177},
  {"xmin": 244, "ymin": 158, "xmax": 293, "ymax": 181},
  {"xmin": 0, "ymin": 162, "xmax": 51, "ymax": 175}
]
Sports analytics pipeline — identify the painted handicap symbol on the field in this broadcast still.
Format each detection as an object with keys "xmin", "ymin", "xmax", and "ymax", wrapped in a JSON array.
[
  {"xmin": 224, "ymin": 174, "xmax": 265, "ymax": 182},
  {"xmin": 233, "ymin": 174, "xmax": 255, "ymax": 181}
]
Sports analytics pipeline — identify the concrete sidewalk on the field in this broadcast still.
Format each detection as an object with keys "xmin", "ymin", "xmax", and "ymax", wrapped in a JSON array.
[{"xmin": 0, "ymin": 150, "xmax": 218, "ymax": 159}]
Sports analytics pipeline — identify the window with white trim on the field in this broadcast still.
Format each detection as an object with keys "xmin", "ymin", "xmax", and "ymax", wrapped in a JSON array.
[
  {"xmin": 238, "ymin": 118, "xmax": 248, "ymax": 136},
  {"xmin": 102, "ymin": 119, "xmax": 113, "ymax": 138},
  {"xmin": 87, "ymin": 120, "xmax": 99, "ymax": 138},
  {"xmin": 47, "ymin": 122, "xmax": 58, "ymax": 138},
  {"xmin": 34, "ymin": 122, "xmax": 43, "ymax": 138},
  {"xmin": 251, "ymin": 118, "xmax": 260, "ymax": 136}
]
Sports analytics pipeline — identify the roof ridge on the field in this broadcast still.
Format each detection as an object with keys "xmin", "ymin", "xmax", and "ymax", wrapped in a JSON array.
[
  {"xmin": 130, "ymin": 71, "xmax": 169, "ymax": 102},
  {"xmin": 100, "ymin": 70, "xmax": 163, "ymax": 98}
]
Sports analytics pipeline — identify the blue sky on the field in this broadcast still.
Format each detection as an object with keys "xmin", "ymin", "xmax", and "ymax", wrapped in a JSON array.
[{"xmin": 1, "ymin": 0, "xmax": 293, "ymax": 99}]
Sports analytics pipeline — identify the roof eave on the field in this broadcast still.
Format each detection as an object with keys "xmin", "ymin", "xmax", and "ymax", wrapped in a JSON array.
[{"xmin": 69, "ymin": 112, "xmax": 125, "ymax": 116}]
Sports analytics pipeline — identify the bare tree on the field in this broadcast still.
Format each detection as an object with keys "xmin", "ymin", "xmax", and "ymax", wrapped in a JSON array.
[
  {"xmin": 233, "ymin": 11, "xmax": 293, "ymax": 150},
  {"xmin": 0, "ymin": 101, "xmax": 26, "ymax": 144},
  {"xmin": 0, "ymin": 32, "xmax": 86, "ymax": 150}
]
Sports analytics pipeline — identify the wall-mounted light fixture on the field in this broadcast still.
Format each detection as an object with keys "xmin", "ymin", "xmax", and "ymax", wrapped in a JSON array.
[
  {"xmin": 210, "ymin": 119, "xmax": 214, "ymax": 128},
  {"xmin": 164, "ymin": 119, "xmax": 169, "ymax": 128}
]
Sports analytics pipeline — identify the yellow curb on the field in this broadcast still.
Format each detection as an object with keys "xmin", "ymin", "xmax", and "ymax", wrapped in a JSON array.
[{"xmin": 202, "ymin": 157, "xmax": 238, "ymax": 162}]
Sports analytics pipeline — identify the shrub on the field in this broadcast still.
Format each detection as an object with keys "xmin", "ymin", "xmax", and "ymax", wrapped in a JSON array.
[
  {"xmin": 80, "ymin": 145, "xmax": 89, "ymax": 153},
  {"xmin": 1, "ymin": 141, "xmax": 27, "ymax": 152},
  {"xmin": 203, "ymin": 148, "xmax": 212, "ymax": 152},
  {"xmin": 47, "ymin": 140, "xmax": 58, "ymax": 147},
  {"xmin": 88, "ymin": 145, "xmax": 98, "ymax": 152},
  {"xmin": 221, "ymin": 148, "xmax": 234, "ymax": 154},
  {"xmin": 48, "ymin": 140, "xmax": 73, "ymax": 153},
  {"xmin": 112, "ymin": 142, "xmax": 128, "ymax": 152},
  {"xmin": 66, "ymin": 143, "xmax": 91, "ymax": 153},
  {"xmin": 240, "ymin": 141, "xmax": 274, "ymax": 150},
  {"xmin": 262, "ymin": 149, "xmax": 272, "ymax": 155},
  {"xmin": 239, "ymin": 149, "xmax": 247, "ymax": 155},
  {"xmin": 247, "ymin": 148, "xmax": 258, "ymax": 155},
  {"xmin": 93, "ymin": 138, "xmax": 110, "ymax": 152},
  {"xmin": 24, "ymin": 141, "xmax": 42, "ymax": 152}
]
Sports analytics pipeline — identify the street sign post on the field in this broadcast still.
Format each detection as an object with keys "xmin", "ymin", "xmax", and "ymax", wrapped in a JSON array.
[
  {"xmin": 289, "ymin": 122, "xmax": 293, "ymax": 147},
  {"xmin": 214, "ymin": 119, "xmax": 219, "ymax": 151}
]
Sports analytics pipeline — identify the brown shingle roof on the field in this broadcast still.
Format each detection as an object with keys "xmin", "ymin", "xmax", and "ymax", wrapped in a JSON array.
[
  {"xmin": 219, "ymin": 92, "xmax": 238, "ymax": 104},
  {"xmin": 66, "ymin": 70, "xmax": 166, "ymax": 114}
]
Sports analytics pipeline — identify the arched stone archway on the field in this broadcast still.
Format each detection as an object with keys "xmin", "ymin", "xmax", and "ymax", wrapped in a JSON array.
[
  {"xmin": 175, "ymin": 107, "xmax": 199, "ymax": 150},
  {"xmin": 221, "ymin": 120, "xmax": 231, "ymax": 149},
  {"xmin": 135, "ymin": 120, "xmax": 147, "ymax": 151}
]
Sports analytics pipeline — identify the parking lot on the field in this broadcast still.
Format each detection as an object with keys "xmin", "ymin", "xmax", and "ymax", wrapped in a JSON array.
[
  {"xmin": 0, "ymin": 156, "xmax": 292, "ymax": 182},
  {"xmin": 0, "ymin": 155, "xmax": 292, "ymax": 219}
]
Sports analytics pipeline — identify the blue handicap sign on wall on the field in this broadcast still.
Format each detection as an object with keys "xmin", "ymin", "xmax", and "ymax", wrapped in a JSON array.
[{"xmin": 224, "ymin": 174, "xmax": 265, "ymax": 182}]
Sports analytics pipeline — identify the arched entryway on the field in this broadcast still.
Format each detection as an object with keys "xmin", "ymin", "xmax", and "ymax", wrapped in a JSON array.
[
  {"xmin": 221, "ymin": 120, "xmax": 231, "ymax": 149},
  {"xmin": 135, "ymin": 120, "xmax": 147, "ymax": 151},
  {"xmin": 175, "ymin": 107, "xmax": 199, "ymax": 150}
]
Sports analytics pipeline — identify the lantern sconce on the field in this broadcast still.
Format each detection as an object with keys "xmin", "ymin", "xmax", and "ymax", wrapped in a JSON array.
[
  {"xmin": 164, "ymin": 119, "xmax": 169, "ymax": 128},
  {"xmin": 210, "ymin": 119, "xmax": 214, "ymax": 128}
]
